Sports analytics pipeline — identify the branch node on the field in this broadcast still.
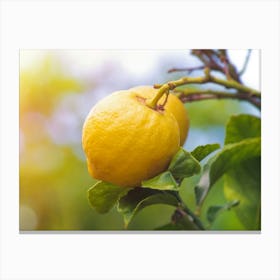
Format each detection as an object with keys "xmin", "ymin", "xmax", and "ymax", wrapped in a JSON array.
[
  {"xmin": 204, "ymin": 67, "xmax": 210, "ymax": 78},
  {"xmin": 167, "ymin": 82, "xmax": 176, "ymax": 90}
]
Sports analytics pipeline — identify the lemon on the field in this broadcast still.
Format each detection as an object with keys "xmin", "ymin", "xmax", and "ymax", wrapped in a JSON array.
[
  {"xmin": 82, "ymin": 89, "xmax": 180, "ymax": 187},
  {"xmin": 130, "ymin": 86, "xmax": 189, "ymax": 145}
]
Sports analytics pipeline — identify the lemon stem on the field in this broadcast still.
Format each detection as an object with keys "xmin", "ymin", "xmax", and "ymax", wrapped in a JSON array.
[
  {"xmin": 146, "ymin": 84, "xmax": 170, "ymax": 109},
  {"xmin": 161, "ymin": 91, "xmax": 170, "ymax": 107}
]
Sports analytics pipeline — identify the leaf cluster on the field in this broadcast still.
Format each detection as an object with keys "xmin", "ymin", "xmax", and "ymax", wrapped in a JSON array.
[{"xmin": 87, "ymin": 114, "xmax": 261, "ymax": 230}]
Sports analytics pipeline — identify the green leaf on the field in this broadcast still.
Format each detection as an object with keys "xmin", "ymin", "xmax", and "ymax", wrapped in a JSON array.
[
  {"xmin": 142, "ymin": 171, "xmax": 178, "ymax": 191},
  {"xmin": 168, "ymin": 147, "xmax": 201, "ymax": 179},
  {"xmin": 117, "ymin": 188, "xmax": 179, "ymax": 228},
  {"xmin": 210, "ymin": 137, "xmax": 261, "ymax": 186},
  {"xmin": 207, "ymin": 200, "xmax": 240, "ymax": 223},
  {"xmin": 225, "ymin": 114, "xmax": 261, "ymax": 145},
  {"xmin": 88, "ymin": 181, "xmax": 130, "ymax": 214},
  {"xmin": 224, "ymin": 157, "xmax": 261, "ymax": 230},
  {"xmin": 194, "ymin": 160, "xmax": 212, "ymax": 206},
  {"xmin": 194, "ymin": 137, "xmax": 260, "ymax": 209},
  {"xmin": 191, "ymin": 143, "xmax": 220, "ymax": 162}
]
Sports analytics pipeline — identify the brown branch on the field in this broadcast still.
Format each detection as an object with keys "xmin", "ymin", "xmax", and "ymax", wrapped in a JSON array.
[
  {"xmin": 175, "ymin": 90, "xmax": 261, "ymax": 109},
  {"xmin": 168, "ymin": 65, "xmax": 205, "ymax": 74},
  {"xmin": 191, "ymin": 49, "xmax": 241, "ymax": 83},
  {"xmin": 219, "ymin": 50, "xmax": 231, "ymax": 80},
  {"xmin": 191, "ymin": 50, "xmax": 223, "ymax": 72},
  {"xmin": 239, "ymin": 49, "xmax": 252, "ymax": 76}
]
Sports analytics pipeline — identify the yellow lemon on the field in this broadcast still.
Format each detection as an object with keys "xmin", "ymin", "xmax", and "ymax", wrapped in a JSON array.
[
  {"xmin": 82, "ymin": 89, "xmax": 180, "ymax": 187},
  {"xmin": 130, "ymin": 86, "xmax": 189, "ymax": 145}
]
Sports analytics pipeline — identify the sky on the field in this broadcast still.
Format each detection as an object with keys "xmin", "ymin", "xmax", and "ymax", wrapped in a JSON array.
[{"xmin": 20, "ymin": 49, "xmax": 260, "ymax": 90}]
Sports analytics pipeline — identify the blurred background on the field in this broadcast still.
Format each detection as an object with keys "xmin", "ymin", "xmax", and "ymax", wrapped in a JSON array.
[{"xmin": 19, "ymin": 50, "xmax": 260, "ymax": 230}]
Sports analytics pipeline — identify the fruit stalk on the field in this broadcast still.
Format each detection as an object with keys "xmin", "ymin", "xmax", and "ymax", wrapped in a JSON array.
[{"xmin": 145, "ymin": 84, "xmax": 170, "ymax": 109}]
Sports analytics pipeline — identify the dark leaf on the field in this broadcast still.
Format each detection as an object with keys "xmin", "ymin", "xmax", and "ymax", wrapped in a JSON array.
[
  {"xmin": 207, "ymin": 200, "xmax": 240, "ymax": 223},
  {"xmin": 194, "ymin": 158, "xmax": 214, "ymax": 206},
  {"xmin": 142, "ymin": 171, "xmax": 178, "ymax": 191},
  {"xmin": 117, "ymin": 188, "xmax": 179, "ymax": 228},
  {"xmin": 155, "ymin": 214, "xmax": 199, "ymax": 230},
  {"xmin": 168, "ymin": 147, "xmax": 201, "ymax": 180},
  {"xmin": 88, "ymin": 181, "xmax": 130, "ymax": 214},
  {"xmin": 191, "ymin": 143, "xmax": 220, "ymax": 162}
]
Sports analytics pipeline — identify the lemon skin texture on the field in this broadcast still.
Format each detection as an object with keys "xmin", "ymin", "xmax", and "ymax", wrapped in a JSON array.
[
  {"xmin": 82, "ymin": 90, "xmax": 180, "ymax": 188},
  {"xmin": 130, "ymin": 86, "xmax": 190, "ymax": 145}
]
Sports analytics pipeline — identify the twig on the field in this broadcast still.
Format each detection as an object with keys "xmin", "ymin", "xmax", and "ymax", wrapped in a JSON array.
[
  {"xmin": 168, "ymin": 65, "xmax": 205, "ymax": 73},
  {"xmin": 154, "ymin": 68, "xmax": 261, "ymax": 109},
  {"xmin": 172, "ymin": 191, "xmax": 205, "ymax": 230},
  {"xmin": 174, "ymin": 89, "xmax": 261, "ymax": 109},
  {"xmin": 179, "ymin": 204, "xmax": 205, "ymax": 230},
  {"xmin": 191, "ymin": 49, "xmax": 241, "ymax": 82},
  {"xmin": 178, "ymin": 92, "xmax": 261, "ymax": 109},
  {"xmin": 239, "ymin": 49, "xmax": 252, "ymax": 76},
  {"xmin": 156, "ymin": 66, "xmax": 260, "ymax": 93},
  {"xmin": 219, "ymin": 50, "xmax": 231, "ymax": 80}
]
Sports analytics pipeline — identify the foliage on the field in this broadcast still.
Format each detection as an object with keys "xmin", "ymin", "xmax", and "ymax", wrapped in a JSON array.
[{"xmin": 87, "ymin": 113, "xmax": 261, "ymax": 230}]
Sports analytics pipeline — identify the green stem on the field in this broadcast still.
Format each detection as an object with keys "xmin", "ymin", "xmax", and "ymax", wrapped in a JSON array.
[
  {"xmin": 154, "ymin": 69, "xmax": 261, "ymax": 97},
  {"xmin": 210, "ymin": 75, "xmax": 260, "ymax": 96},
  {"xmin": 153, "ymin": 69, "xmax": 261, "ymax": 109},
  {"xmin": 145, "ymin": 84, "xmax": 170, "ymax": 109},
  {"xmin": 172, "ymin": 191, "xmax": 205, "ymax": 230},
  {"xmin": 179, "ymin": 204, "xmax": 205, "ymax": 230}
]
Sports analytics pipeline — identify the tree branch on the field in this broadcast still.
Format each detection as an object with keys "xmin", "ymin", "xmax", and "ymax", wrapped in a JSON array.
[
  {"xmin": 168, "ymin": 65, "xmax": 205, "ymax": 74},
  {"xmin": 174, "ymin": 90, "xmax": 261, "ymax": 109},
  {"xmin": 191, "ymin": 49, "xmax": 241, "ymax": 82},
  {"xmin": 154, "ymin": 68, "xmax": 261, "ymax": 109},
  {"xmin": 219, "ymin": 50, "xmax": 231, "ymax": 80},
  {"xmin": 155, "ymin": 69, "xmax": 260, "ymax": 95},
  {"xmin": 179, "ymin": 205, "xmax": 205, "ymax": 230},
  {"xmin": 239, "ymin": 49, "xmax": 252, "ymax": 76},
  {"xmin": 171, "ymin": 191, "xmax": 205, "ymax": 230}
]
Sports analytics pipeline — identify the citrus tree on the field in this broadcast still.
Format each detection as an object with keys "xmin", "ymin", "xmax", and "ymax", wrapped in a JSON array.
[{"xmin": 83, "ymin": 49, "xmax": 261, "ymax": 230}]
